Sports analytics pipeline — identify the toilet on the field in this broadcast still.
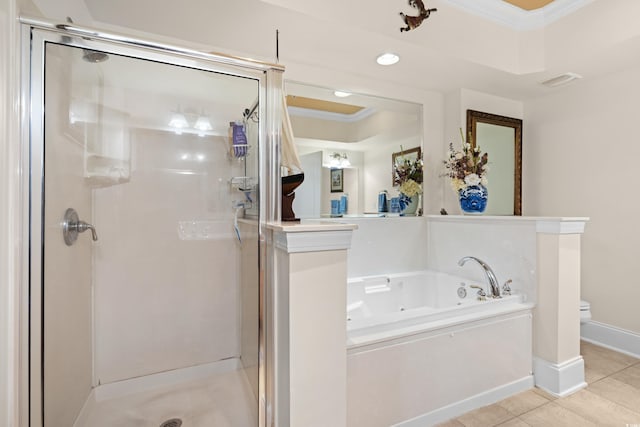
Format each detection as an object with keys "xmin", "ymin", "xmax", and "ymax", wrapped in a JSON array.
[{"xmin": 580, "ymin": 300, "xmax": 592, "ymax": 324}]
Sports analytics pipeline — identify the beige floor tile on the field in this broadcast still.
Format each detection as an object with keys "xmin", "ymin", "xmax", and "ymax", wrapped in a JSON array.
[
  {"xmin": 581, "ymin": 341, "xmax": 639, "ymax": 371},
  {"xmin": 587, "ymin": 376, "xmax": 640, "ymax": 415},
  {"xmin": 497, "ymin": 389, "xmax": 550, "ymax": 416},
  {"xmin": 456, "ymin": 403, "xmax": 514, "ymax": 427},
  {"xmin": 555, "ymin": 388, "xmax": 640, "ymax": 426},
  {"xmin": 496, "ymin": 418, "xmax": 531, "ymax": 427},
  {"xmin": 530, "ymin": 387, "xmax": 557, "ymax": 401},
  {"xmin": 519, "ymin": 402, "xmax": 598, "ymax": 427},
  {"xmin": 611, "ymin": 363, "xmax": 640, "ymax": 389},
  {"xmin": 581, "ymin": 342, "xmax": 638, "ymax": 383},
  {"xmin": 434, "ymin": 419, "xmax": 465, "ymax": 427}
]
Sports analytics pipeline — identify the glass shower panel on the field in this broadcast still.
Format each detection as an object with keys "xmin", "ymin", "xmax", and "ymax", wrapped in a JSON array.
[{"xmin": 42, "ymin": 42, "xmax": 260, "ymax": 426}]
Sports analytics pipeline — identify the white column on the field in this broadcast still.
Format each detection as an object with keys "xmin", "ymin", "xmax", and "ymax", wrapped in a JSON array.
[
  {"xmin": 533, "ymin": 219, "xmax": 588, "ymax": 397},
  {"xmin": 271, "ymin": 222, "xmax": 355, "ymax": 427}
]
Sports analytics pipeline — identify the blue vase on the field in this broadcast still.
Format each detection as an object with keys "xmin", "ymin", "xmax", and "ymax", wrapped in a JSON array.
[
  {"xmin": 459, "ymin": 184, "xmax": 488, "ymax": 214},
  {"xmin": 399, "ymin": 193, "xmax": 418, "ymax": 216}
]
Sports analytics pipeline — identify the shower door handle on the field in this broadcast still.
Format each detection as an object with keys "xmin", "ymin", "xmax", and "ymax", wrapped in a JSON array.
[{"xmin": 63, "ymin": 208, "xmax": 98, "ymax": 246}]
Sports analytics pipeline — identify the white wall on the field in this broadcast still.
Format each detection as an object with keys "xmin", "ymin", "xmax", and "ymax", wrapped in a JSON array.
[
  {"xmin": 0, "ymin": 0, "xmax": 20, "ymax": 424},
  {"xmin": 524, "ymin": 62, "xmax": 640, "ymax": 334},
  {"xmin": 94, "ymin": 129, "xmax": 242, "ymax": 383}
]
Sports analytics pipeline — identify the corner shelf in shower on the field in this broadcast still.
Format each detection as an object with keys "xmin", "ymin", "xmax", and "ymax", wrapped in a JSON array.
[
  {"xmin": 229, "ymin": 176, "xmax": 256, "ymax": 191},
  {"xmin": 69, "ymin": 99, "xmax": 132, "ymax": 187},
  {"xmin": 84, "ymin": 154, "xmax": 130, "ymax": 186}
]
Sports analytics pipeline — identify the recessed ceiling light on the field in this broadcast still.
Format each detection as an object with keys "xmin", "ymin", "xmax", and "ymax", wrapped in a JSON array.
[
  {"xmin": 334, "ymin": 91, "xmax": 351, "ymax": 98},
  {"xmin": 376, "ymin": 53, "xmax": 400, "ymax": 66}
]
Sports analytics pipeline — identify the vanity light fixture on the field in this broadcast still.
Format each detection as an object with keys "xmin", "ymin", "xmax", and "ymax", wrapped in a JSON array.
[
  {"xmin": 168, "ymin": 111, "xmax": 189, "ymax": 134},
  {"xmin": 194, "ymin": 115, "xmax": 213, "ymax": 137},
  {"xmin": 334, "ymin": 91, "xmax": 351, "ymax": 98},
  {"xmin": 376, "ymin": 52, "xmax": 400, "ymax": 66},
  {"xmin": 329, "ymin": 152, "xmax": 351, "ymax": 168}
]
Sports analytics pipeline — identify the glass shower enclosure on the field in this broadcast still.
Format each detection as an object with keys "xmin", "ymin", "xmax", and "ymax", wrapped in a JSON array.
[{"xmin": 25, "ymin": 21, "xmax": 281, "ymax": 427}]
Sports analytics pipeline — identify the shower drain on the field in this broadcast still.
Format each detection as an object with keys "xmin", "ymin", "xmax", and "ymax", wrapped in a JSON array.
[{"xmin": 160, "ymin": 419, "xmax": 182, "ymax": 427}]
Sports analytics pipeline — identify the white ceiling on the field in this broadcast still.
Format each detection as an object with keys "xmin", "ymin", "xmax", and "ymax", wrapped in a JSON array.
[{"xmin": 30, "ymin": 0, "xmax": 640, "ymax": 101}]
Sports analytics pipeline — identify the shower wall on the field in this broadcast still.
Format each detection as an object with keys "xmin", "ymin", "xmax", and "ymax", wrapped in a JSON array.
[{"xmin": 93, "ymin": 128, "xmax": 244, "ymax": 384}]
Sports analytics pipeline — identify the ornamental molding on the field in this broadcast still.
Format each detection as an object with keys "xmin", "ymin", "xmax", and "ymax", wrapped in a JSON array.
[{"xmin": 446, "ymin": 0, "xmax": 594, "ymax": 31}]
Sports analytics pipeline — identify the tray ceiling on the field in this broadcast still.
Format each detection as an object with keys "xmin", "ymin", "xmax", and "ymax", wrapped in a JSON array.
[{"xmin": 502, "ymin": 0, "xmax": 555, "ymax": 10}]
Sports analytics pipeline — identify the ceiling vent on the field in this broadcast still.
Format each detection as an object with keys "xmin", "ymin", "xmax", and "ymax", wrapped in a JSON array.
[{"xmin": 541, "ymin": 72, "xmax": 583, "ymax": 88}]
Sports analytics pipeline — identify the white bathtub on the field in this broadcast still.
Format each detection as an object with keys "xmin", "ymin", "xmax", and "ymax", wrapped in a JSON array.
[
  {"xmin": 346, "ymin": 270, "xmax": 535, "ymax": 426},
  {"xmin": 347, "ymin": 270, "xmax": 530, "ymax": 347}
]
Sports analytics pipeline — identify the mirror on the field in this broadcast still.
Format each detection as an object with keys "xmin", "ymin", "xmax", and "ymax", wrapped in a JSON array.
[
  {"xmin": 285, "ymin": 81, "xmax": 423, "ymax": 218},
  {"xmin": 467, "ymin": 109, "xmax": 522, "ymax": 215}
]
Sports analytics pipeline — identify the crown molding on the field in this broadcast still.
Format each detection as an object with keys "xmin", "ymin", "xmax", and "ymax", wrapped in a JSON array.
[{"xmin": 446, "ymin": 0, "xmax": 594, "ymax": 30}]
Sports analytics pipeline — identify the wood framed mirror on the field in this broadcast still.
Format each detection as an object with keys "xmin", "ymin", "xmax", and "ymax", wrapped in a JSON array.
[{"xmin": 467, "ymin": 110, "xmax": 522, "ymax": 215}]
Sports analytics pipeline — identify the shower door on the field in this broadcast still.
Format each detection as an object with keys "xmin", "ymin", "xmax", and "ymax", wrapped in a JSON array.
[{"xmin": 28, "ymin": 27, "xmax": 275, "ymax": 427}]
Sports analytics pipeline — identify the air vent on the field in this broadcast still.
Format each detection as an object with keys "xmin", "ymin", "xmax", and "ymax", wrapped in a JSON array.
[{"xmin": 541, "ymin": 72, "xmax": 583, "ymax": 88}]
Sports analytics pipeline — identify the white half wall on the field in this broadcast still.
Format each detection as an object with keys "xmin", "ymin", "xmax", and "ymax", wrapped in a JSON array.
[{"xmin": 330, "ymin": 217, "xmax": 428, "ymax": 278}]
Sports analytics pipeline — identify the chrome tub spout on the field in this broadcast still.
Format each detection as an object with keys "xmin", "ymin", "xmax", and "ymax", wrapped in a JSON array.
[{"xmin": 458, "ymin": 256, "xmax": 501, "ymax": 298}]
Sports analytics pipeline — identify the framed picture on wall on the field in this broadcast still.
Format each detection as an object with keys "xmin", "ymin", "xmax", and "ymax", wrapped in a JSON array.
[
  {"xmin": 392, "ymin": 146, "xmax": 421, "ymax": 186},
  {"xmin": 330, "ymin": 168, "xmax": 344, "ymax": 193}
]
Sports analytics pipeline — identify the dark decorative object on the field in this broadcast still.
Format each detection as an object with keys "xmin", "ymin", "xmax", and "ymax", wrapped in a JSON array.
[
  {"xmin": 330, "ymin": 168, "xmax": 344, "ymax": 193},
  {"xmin": 440, "ymin": 208, "xmax": 448, "ymax": 215},
  {"xmin": 282, "ymin": 173, "xmax": 304, "ymax": 222},
  {"xmin": 400, "ymin": 0, "xmax": 437, "ymax": 33}
]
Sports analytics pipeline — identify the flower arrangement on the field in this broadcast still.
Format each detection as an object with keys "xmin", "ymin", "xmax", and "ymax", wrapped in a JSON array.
[
  {"xmin": 393, "ymin": 147, "xmax": 423, "ymax": 197},
  {"xmin": 443, "ymin": 129, "xmax": 489, "ymax": 192}
]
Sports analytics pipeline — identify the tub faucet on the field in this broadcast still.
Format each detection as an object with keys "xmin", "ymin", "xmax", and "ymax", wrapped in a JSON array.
[{"xmin": 458, "ymin": 256, "xmax": 501, "ymax": 298}]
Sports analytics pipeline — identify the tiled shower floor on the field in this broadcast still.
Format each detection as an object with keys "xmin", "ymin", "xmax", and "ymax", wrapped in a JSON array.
[{"xmin": 77, "ymin": 368, "xmax": 258, "ymax": 427}]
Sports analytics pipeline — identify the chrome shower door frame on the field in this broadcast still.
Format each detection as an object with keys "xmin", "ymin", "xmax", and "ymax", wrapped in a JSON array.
[{"xmin": 22, "ymin": 18, "xmax": 282, "ymax": 427}]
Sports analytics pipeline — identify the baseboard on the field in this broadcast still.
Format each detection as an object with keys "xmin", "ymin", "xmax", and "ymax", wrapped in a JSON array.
[
  {"xmin": 392, "ymin": 376, "xmax": 534, "ymax": 427},
  {"xmin": 533, "ymin": 356, "xmax": 586, "ymax": 397},
  {"xmin": 581, "ymin": 320, "xmax": 640, "ymax": 359}
]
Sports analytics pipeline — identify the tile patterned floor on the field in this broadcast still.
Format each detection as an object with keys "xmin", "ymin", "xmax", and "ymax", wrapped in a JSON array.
[{"xmin": 437, "ymin": 341, "xmax": 640, "ymax": 427}]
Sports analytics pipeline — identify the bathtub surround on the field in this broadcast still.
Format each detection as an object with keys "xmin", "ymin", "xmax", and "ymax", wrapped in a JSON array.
[
  {"xmin": 271, "ymin": 221, "xmax": 356, "ymax": 427},
  {"xmin": 426, "ymin": 216, "xmax": 588, "ymax": 398},
  {"xmin": 334, "ymin": 216, "xmax": 429, "ymax": 278},
  {"xmin": 346, "ymin": 270, "xmax": 534, "ymax": 426}
]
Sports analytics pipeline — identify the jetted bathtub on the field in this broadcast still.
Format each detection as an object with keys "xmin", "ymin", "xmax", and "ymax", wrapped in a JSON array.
[{"xmin": 346, "ymin": 270, "xmax": 535, "ymax": 426}]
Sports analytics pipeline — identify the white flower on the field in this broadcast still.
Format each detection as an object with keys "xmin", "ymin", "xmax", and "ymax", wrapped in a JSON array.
[
  {"xmin": 481, "ymin": 176, "xmax": 488, "ymax": 186},
  {"xmin": 455, "ymin": 152, "xmax": 463, "ymax": 160},
  {"xmin": 451, "ymin": 178, "xmax": 465, "ymax": 192},
  {"xmin": 464, "ymin": 173, "xmax": 481, "ymax": 186}
]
